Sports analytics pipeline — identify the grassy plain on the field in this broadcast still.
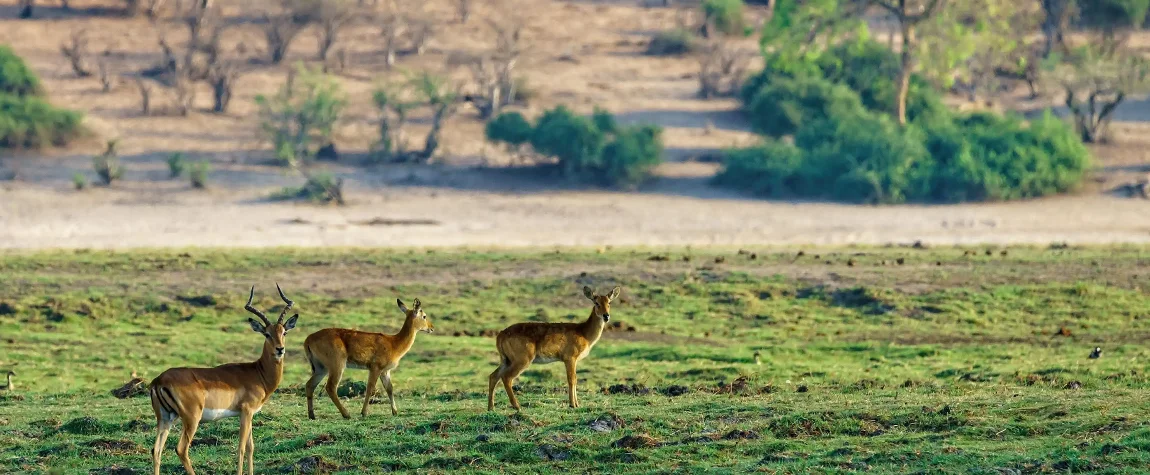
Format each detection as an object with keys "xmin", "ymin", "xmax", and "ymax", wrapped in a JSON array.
[{"xmin": 1, "ymin": 246, "xmax": 1149, "ymax": 474}]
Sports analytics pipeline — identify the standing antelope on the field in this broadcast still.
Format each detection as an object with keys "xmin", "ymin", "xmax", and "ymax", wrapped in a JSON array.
[
  {"xmin": 488, "ymin": 285, "xmax": 621, "ymax": 411},
  {"xmin": 303, "ymin": 298, "xmax": 434, "ymax": 419},
  {"xmin": 149, "ymin": 285, "xmax": 299, "ymax": 475}
]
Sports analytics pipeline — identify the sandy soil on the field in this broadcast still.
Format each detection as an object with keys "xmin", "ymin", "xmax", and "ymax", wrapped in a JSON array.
[{"xmin": 3, "ymin": 0, "xmax": 1150, "ymax": 250}]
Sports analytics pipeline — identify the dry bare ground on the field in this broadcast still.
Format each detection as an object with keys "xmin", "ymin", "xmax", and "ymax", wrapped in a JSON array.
[{"xmin": 3, "ymin": 0, "xmax": 1150, "ymax": 250}]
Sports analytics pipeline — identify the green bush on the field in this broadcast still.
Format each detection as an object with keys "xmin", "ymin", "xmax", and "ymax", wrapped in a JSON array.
[
  {"xmin": 530, "ymin": 106, "xmax": 607, "ymax": 180},
  {"xmin": 716, "ymin": 109, "xmax": 1092, "ymax": 204},
  {"xmin": 0, "ymin": 45, "xmax": 43, "ymax": 98},
  {"xmin": 166, "ymin": 152, "xmax": 186, "ymax": 178},
  {"xmin": 1078, "ymin": 0, "xmax": 1150, "ymax": 32},
  {"xmin": 189, "ymin": 161, "xmax": 210, "ymax": 189},
  {"xmin": 0, "ymin": 94, "xmax": 83, "ymax": 148},
  {"xmin": 256, "ymin": 64, "xmax": 345, "ymax": 166},
  {"xmin": 0, "ymin": 48, "xmax": 83, "ymax": 149},
  {"xmin": 702, "ymin": 0, "xmax": 746, "ymax": 36},
  {"xmin": 485, "ymin": 106, "xmax": 665, "ymax": 188},
  {"xmin": 484, "ymin": 111, "xmax": 533, "ymax": 147},
  {"xmin": 745, "ymin": 76, "xmax": 865, "ymax": 137},
  {"xmin": 599, "ymin": 125, "xmax": 663, "ymax": 189},
  {"xmin": 646, "ymin": 29, "xmax": 697, "ymax": 56}
]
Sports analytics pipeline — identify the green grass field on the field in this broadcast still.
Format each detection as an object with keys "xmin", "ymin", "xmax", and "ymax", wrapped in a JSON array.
[{"xmin": 1, "ymin": 246, "xmax": 1149, "ymax": 474}]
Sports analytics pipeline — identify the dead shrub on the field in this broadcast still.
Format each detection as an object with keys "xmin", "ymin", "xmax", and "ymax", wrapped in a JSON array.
[
  {"xmin": 697, "ymin": 38, "xmax": 751, "ymax": 98},
  {"xmin": 60, "ymin": 30, "xmax": 93, "ymax": 78}
]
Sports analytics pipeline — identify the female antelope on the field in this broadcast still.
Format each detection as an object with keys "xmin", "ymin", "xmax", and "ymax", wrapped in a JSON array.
[
  {"xmin": 303, "ymin": 298, "xmax": 434, "ymax": 419},
  {"xmin": 149, "ymin": 285, "xmax": 299, "ymax": 475},
  {"xmin": 488, "ymin": 285, "xmax": 621, "ymax": 411}
]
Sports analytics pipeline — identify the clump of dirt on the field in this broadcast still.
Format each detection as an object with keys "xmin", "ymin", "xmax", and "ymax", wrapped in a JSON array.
[
  {"xmin": 305, "ymin": 433, "xmax": 335, "ymax": 448},
  {"xmin": 337, "ymin": 380, "xmax": 367, "ymax": 398},
  {"xmin": 796, "ymin": 385, "xmax": 809, "ymax": 393},
  {"xmin": 612, "ymin": 434, "xmax": 659, "ymax": 449},
  {"xmin": 536, "ymin": 444, "xmax": 570, "ymax": 461},
  {"xmin": 111, "ymin": 378, "xmax": 147, "ymax": 399},
  {"xmin": 589, "ymin": 413, "xmax": 625, "ymax": 433},
  {"xmin": 61, "ymin": 417, "xmax": 107, "ymax": 435},
  {"xmin": 660, "ymin": 385, "xmax": 690, "ymax": 397},
  {"xmin": 849, "ymin": 379, "xmax": 883, "ymax": 391},
  {"xmin": 123, "ymin": 419, "xmax": 150, "ymax": 432},
  {"xmin": 605, "ymin": 321, "xmax": 638, "ymax": 332},
  {"xmin": 86, "ymin": 439, "xmax": 141, "ymax": 455},
  {"xmin": 723, "ymin": 430, "xmax": 760, "ymax": 440},
  {"xmin": 1056, "ymin": 326, "xmax": 1073, "ymax": 337},
  {"xmin": 647, "ymin": 255, "xmax": 669, "ymax": 262},
  {"xmin": 352, "ymin": 217, "xmax": 440, "ymax": 226},
  {"xmin": 176, "ymin": 295, "xmax": 216, "ymax": 307},
  {"xmin": 191, "ymin": 436, "xmax": 222, "ymax": 447},
  {"xmin": 0, "ymin": 301, "xmax": 18, "ymax": 315},
  {"xmin": 605, "ymin": 383, "xmax": 650, "ymax": 395},
  {"xmin": 292, "ymin": 455, "xmax": 339, "ymax": 474},
  {"xmin": 716, "ymin": 376, "xmax": 750, "ymax": 395},
  {"xmin": 1064, "ymin": 380, "xmax": 1083, "ymax": 390}
]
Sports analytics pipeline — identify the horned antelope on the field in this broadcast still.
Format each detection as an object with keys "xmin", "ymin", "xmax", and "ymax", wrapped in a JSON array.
[
  {"xmin": 148, "ymin": 285, "xmax": 299, "ymax": 475},
  {"xmin": 487, "ymin": 285, "xmax": 621, "ymax": 411},
  {"xmin": 303, "ymin": 298, "xmax": 434, "ymax": 419}
]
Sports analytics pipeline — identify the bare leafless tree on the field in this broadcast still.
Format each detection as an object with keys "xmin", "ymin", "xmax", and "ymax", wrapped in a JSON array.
[
  {"xmin": 208, "ymin": 60, "xmax": 241, "ymax": 113},
  {"xmin": 135, "ymin": 79, "xmax": 153, "ymax": 115},
  {"xmin": 379, "ymin": 0, "xmax": 408, "ymax": 69},
  {"xmin": 262, "ymin": 1, "xmax": 311, "ymax": 64},
  {"xmin": 697, "ymin": 39, "xmax": 751, "ymax": 99},
  {"xmin": 316, "ymin": 0, "xmax": 357, "ymax": 61},
  {"xmin": 456, "ymin": 0, "xmax": 470, "ymax": 23},
  {"xmin": 452, "ymin": 8, "xmax": 524, "ymax": 119},
  {"xmin": 18, "ymin": 0, "xmax": 33, "ymax": 18},
  {"xmin": 97, "ymin": 57, "xmax": 114, "ymax": 93},
  {"xmin": 60, "ymin": 30, "xmax": 93, "ymax": 78},
  {"xmin": 172, "ymin": 67, "xmax": 196, "ymax": 116}
]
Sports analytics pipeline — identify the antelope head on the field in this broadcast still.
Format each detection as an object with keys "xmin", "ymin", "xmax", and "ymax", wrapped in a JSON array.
[
  {"xmin": 398, "ymin": 298, "xmax": 434, "ymax": 334},
  {"xmin": 245, "ymin": 283, "xmax": 299, "ymax": 360},
  {"xmin": 583, "ymin": 285, "xmax": 621, "ymax": 322}
]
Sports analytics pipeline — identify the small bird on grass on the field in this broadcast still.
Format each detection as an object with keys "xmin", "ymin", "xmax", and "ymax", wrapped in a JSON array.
[
  {"xmin": 1, "ymin": 371, "xmax": 13, "ymax": 391},
  {"xmin": 1089, "ymin": 347, "xmax": 1102, "ymax": 359},
  {"xmin": 753, "ymin": 351, "xmax": 762, "ymax": 365}
]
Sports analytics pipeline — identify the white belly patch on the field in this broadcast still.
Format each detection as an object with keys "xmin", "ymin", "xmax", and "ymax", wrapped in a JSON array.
[{"xmin": 201, "ymin": 408, "xmax": 240, "ymax": 421}]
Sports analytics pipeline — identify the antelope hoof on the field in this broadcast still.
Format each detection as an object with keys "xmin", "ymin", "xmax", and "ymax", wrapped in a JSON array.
[{"xmin": 391, "ymin": 409, "xmax": 398, "ymax": 416}]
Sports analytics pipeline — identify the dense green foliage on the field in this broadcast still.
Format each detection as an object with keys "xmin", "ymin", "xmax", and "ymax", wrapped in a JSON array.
[
  {"xmin": 0, "ymin": 46, "xmax": 82, "ymax": 149},
  {"xmin": 702, "ymin": 0, "xmax": 746, "ymax": 36},
  {"xmin": 255, "ymin": 64, "xmax": 346, "ymax": 166},
  {"xmin": 486, "ymin": 106, "xmax": 664, "ymax": 188},
  {"xmin": 1077, "ymin": 0, "xmax": 1150, "ymax": 32},
  {"xmin": 2, "ymin": 247, "xmax": 1150, "ymax": 473},
  {"xmin": 722, "ymin": 38, "xmax": 1092, "ymax": 204}
]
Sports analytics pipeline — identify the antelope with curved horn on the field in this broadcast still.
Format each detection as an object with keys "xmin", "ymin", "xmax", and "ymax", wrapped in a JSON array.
[
  {"xmin": 488, "ymin": 285, "xmax": 621, "ymax": 411},
  {"xmin": 149, "ymin": 284, "xmax": 299, "ymax": 475},
  {"xmin": 303, "ymin": 298, "xmax": 434, "ymax": 419}
]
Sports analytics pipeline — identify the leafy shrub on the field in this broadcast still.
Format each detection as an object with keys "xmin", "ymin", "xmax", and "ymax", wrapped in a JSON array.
[
  {"xmin": 716, "ymin": 109, "xmax": 1092, "ymax": 204},
  {"xmin": 646, "ymin": 29, "xmax": 697, "ymax": 56},
  {"xmin": 745, "ymin": 76, "xmax": 864, "ymax": 137},
  {"xmin": 256, "ymin": 64, "xmax": 345, "ymax": 166},
  {"xmin": 0, "ymin": 45, "xmax": 42, "ymax": 97},
  {"xmin": 0, "ymin": 47, "xmax": 82, "ymax": 149},
  {"xmin": 1078, "ymin": 0, "xmax": 1150, "ymax": 32},
  {"xmin": 702, "ymin": 0, "xmax": 746, "ymax": 36},
  {"xmin": 0, "ymin": 94, "xmax": 83, "ymax": 148},
  {"xmin": 484, "ymin": 111, "xmax": 533, "ymax": 147},
  {"xmin": 272, "ymin": 172, "xmax": 344, "ymax": 204},
  {"xmin": 166, "ymin": 152, "xmax": 186, "ymax": 178},
  {"xmin": 189, "ymin": 161, "xmax": 210, "ymax": 189},
  {"xmin": 92, "ymin": 140, "xmax": 123, "ymax": 186},
  {"xmin": 486, "ymin": 106, "xmax": 665, "ymax": 188},
  {"xmin": 599, "ymin": 125, "xmax": 663, "ymax": 189},
  {"xmin": 530, "ymin": 106, "xmax": 607, "ymax": 180}
]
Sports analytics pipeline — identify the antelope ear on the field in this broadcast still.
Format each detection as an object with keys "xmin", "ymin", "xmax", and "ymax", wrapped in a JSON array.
[
  {"xmin": 283, "ymin": 314, "xmax": 299, "ymax": 332},
  {"xmin": 413, "ymin": 298, "xmax": 422, "ymax": 310},
  {"xmin": 608, "ymin": 286, "xmax": 621, "ymax": 301},
  {"xmin": 248, "ymin": 318, "xmax": 266, "ymax": 334},
  {"xmin": 397, "ymin": 299, "xmax": 408, "ymax": 313},
  {"xmin": 583, "ymin": 286, "xmax": 594, "ymax": 300}
]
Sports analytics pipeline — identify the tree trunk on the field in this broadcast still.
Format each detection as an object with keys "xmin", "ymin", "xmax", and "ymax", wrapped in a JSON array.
[
  {"xmin": 895, "ymin": 22, "xmax": 914, "ymax": 126},
  {"xmin": 18, "ymin": 0, "xmax": 32, "ymax": 18}
]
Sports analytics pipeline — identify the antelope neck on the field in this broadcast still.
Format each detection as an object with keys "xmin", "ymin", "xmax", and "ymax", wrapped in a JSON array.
[
  {"xmin": 391, "ymin": 317, "xmax": 420, "ymax": 355},
  {"xmin": 254, "ymin": 339, "xmax": 285, "ymax": 392},
  {"xmin": 580, "ymin": 307, "xmax": 607, "ymax": 342}
]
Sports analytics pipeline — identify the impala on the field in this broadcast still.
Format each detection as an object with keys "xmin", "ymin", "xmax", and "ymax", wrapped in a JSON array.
[
  {"xmin": 303, "ymin": 298, "xmax": 434, "ymax": 419},
  {"xmin": 488, "ymin": 285, "xmax": 621, "ymax": 411},
  {"xmin": 149, "ymin": 284, "xmax": 299, "ymax": 475}
]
